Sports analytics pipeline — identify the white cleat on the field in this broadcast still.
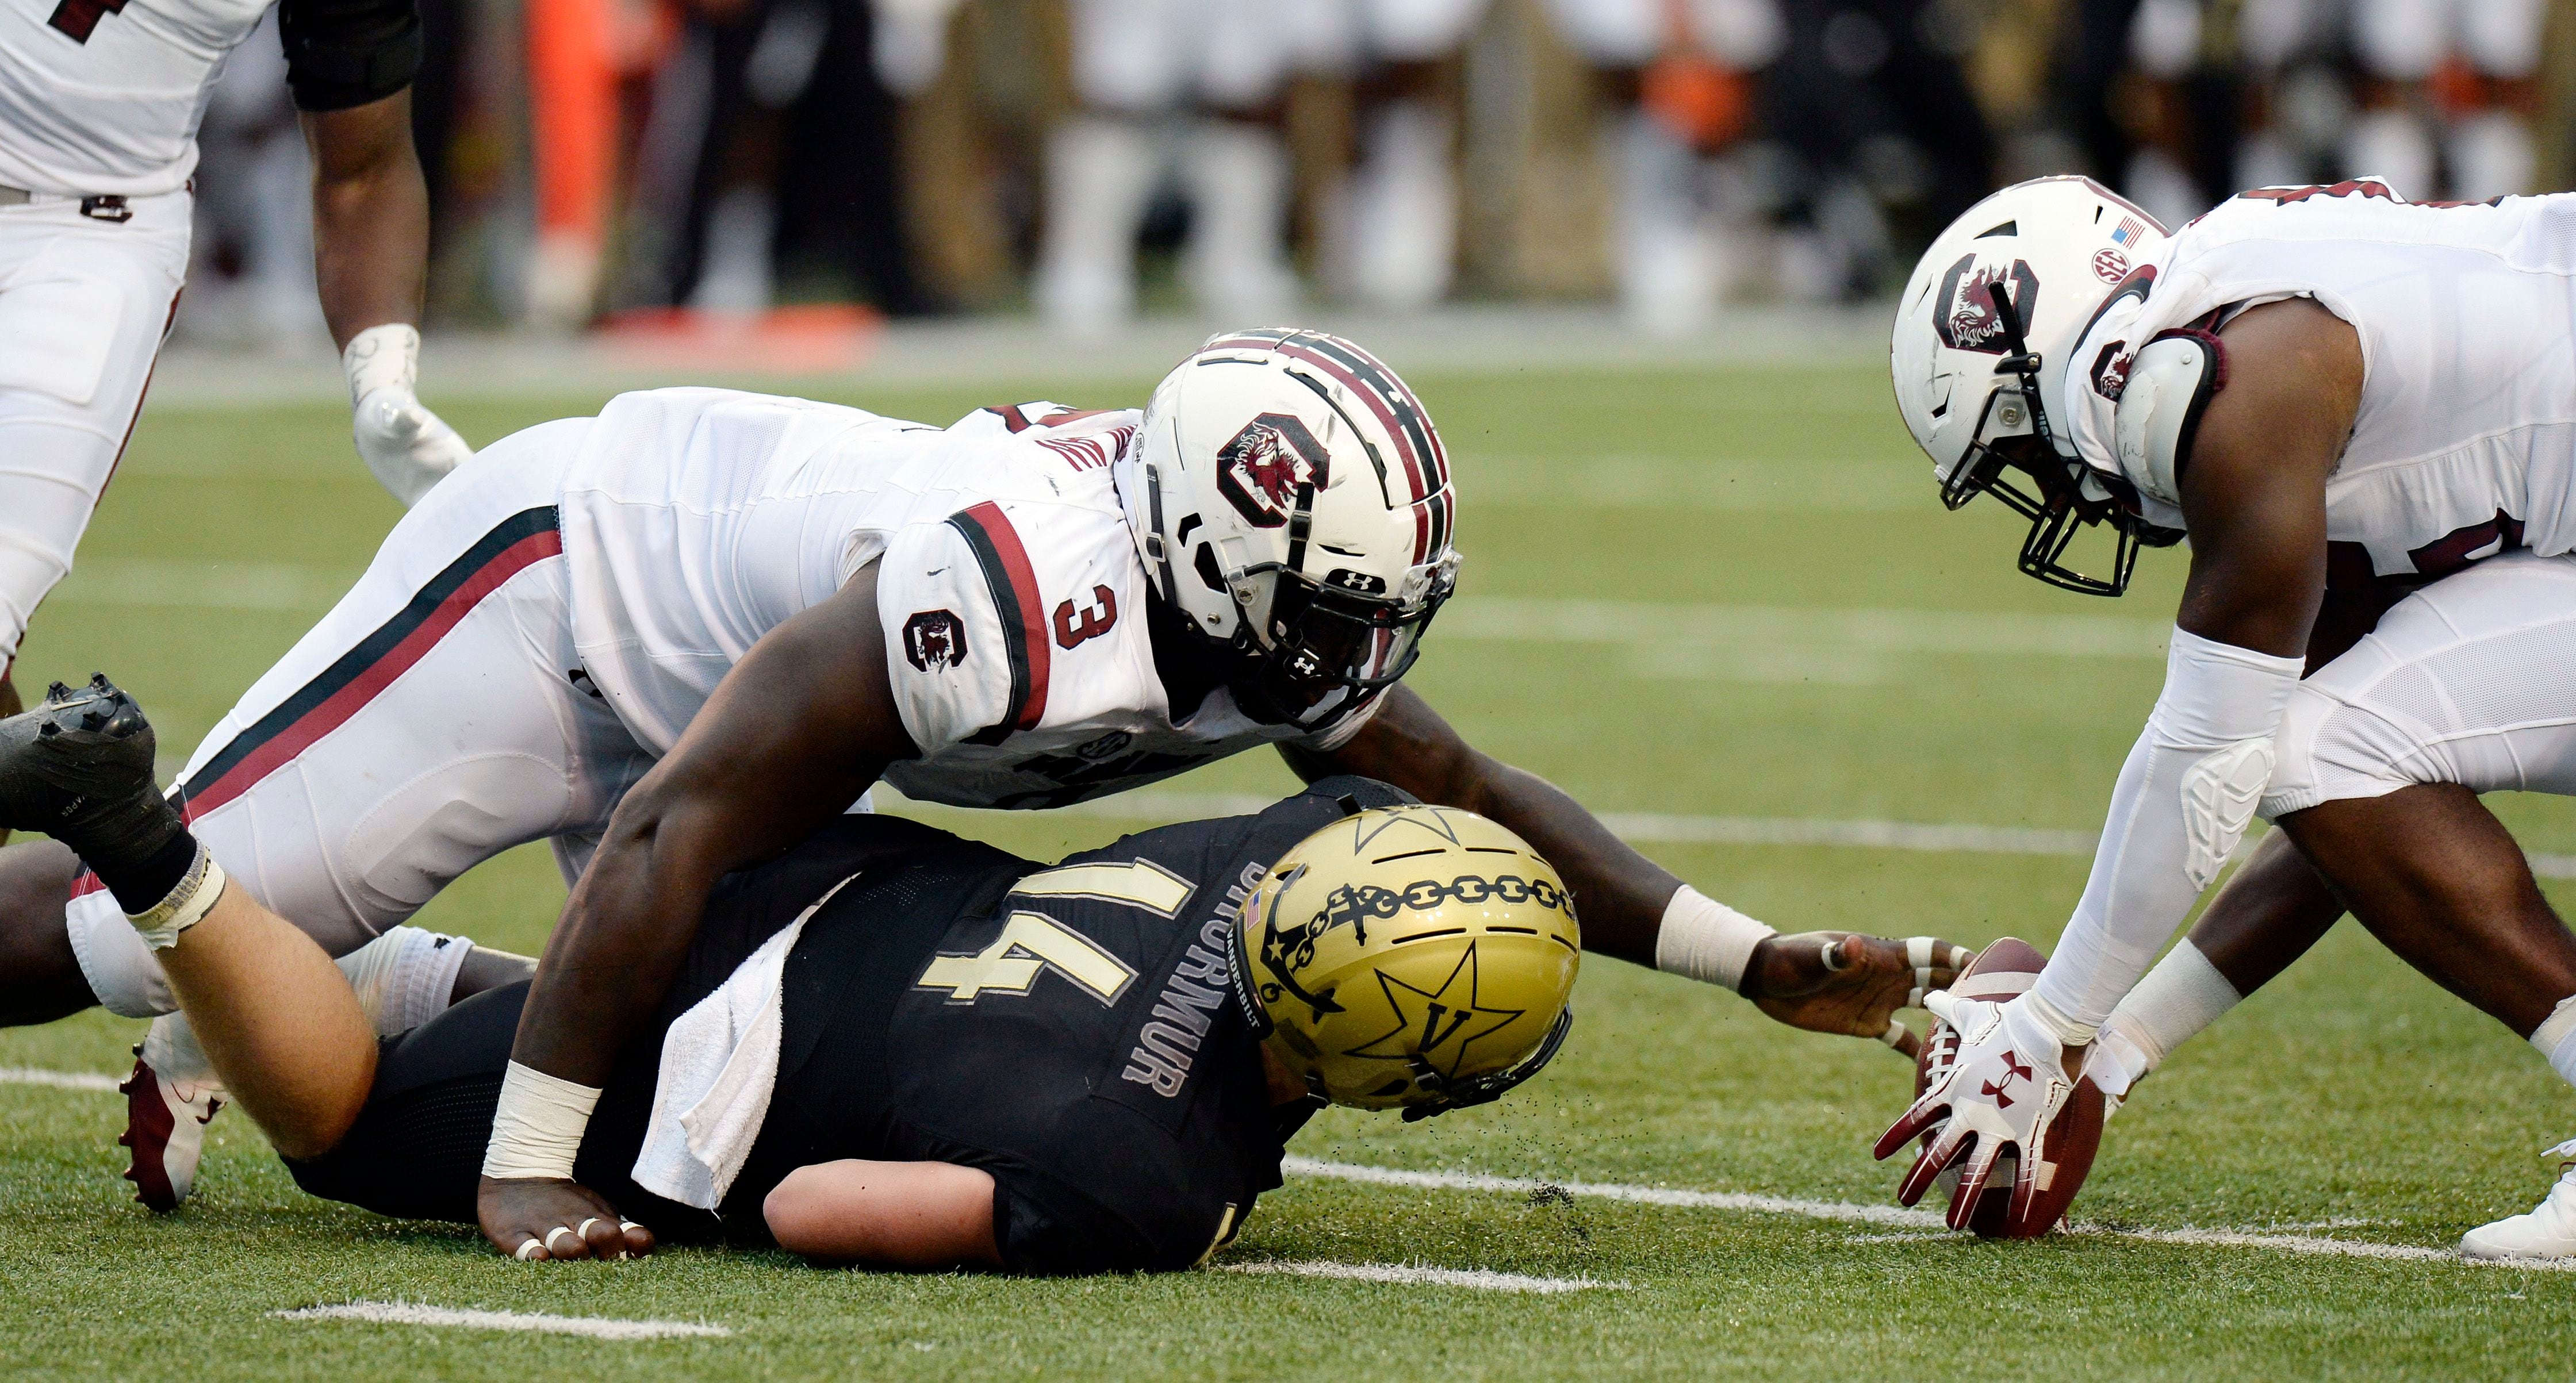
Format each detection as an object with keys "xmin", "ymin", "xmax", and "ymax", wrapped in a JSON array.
[
  {"xmin": 117, "ymin": 1046, "xmax": 222, "ymax": 1213},
  {"xmin": 2460, "ymin": 1139, "xmax": 2576, "ymax": 1262}
]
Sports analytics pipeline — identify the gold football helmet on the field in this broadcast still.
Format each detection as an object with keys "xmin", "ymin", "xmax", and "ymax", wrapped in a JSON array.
[{"xmin": 1232, "ymin": 804, "xmax": 1580, "ymax": 1118}]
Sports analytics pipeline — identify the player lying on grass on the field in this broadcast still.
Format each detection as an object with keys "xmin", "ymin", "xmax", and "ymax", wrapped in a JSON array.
[
  {"xmin": 0, "ymin": 326, "xmax": 1964, "ymax": 1254},
  {"xmin": 1880, "ymin": 174, "xmax": 2576, "ymax": 1253},
  {"xmin": 0, "ymin": 677, "xmax": 1587, "ymax": 1270}
]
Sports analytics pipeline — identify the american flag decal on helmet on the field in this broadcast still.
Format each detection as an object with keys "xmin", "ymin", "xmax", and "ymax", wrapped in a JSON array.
[
  {"xmin": 2110, "ymin": 215, "xmax": 2145, "ymax": 247},
  {"xmin": 1199, "ymin": 329, "xmax": 1454, "ymax": 566}
]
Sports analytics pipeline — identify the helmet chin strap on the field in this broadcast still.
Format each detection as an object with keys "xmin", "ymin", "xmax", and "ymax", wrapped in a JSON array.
[{"xmin": 1984, "ymin": 280, "xmax": 2065, "ymax": 462}]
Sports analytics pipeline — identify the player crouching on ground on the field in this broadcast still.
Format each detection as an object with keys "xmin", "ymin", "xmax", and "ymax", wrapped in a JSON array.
[
  {"xmin": 2, "ymin": 677, "xmax": 1578, "ymax": 1271},
  {"xmin": 1881, "ymin": 174, "xmax": 2576, "ymax": 1257}
]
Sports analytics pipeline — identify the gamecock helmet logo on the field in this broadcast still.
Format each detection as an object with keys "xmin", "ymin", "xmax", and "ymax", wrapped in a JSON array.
[
  {"xmin": 1933, "ymin": 255, "xmax": 2041, "ymax": 355},
  {"xmin": 1214, "ymin": 413, "xmax": 1330, "ymax": 529}
]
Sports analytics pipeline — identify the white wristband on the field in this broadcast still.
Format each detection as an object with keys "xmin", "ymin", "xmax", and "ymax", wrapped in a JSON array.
[
  {"xmin": 125, "ymin": 846, "xmax": 227, "ymax": 952},
  {"xmin": 342, "ymin": 322, "xmax": 421, "ymax": 409},
  {"xmin": 482, "ymin": 1061, "xmax": 602, "ymax": 1182},
  {"xmin": 1654, "ymin": 885, "xmax": 1777, "ymax": 994}
]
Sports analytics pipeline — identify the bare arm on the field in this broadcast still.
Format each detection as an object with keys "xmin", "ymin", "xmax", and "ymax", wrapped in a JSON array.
[
  {"xmin": 481, "ymin": 567, "xmax": 919, "ymax": 1257},
  {"xmin": 1282, "ymin": 686, "xmax": 1677, "ymax": 962},
  {"xmin": 1285, "ymin": 687, "xmax": 1962, "ymax": 1050},
  {"xmin": 2171, "ymin": 297, "xmax": 2362, "ymax": 655},
  {"xmin": 301, "ymin": 90, "xmax": 429, "ymax": 350},
  {"xmin": 764, "ymin": 1161, "xmax": 1003, "ymax": 1269}
]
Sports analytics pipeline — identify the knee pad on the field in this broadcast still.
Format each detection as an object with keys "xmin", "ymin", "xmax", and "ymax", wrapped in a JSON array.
[{"xmin": 64, "ymin": 891, "xmax": 175, "ymax": 1018}]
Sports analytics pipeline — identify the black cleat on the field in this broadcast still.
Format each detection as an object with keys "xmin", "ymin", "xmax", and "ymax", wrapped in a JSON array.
[{"xmin": 0, "ymin": 674, "xmax": 175, "ymax": 859}]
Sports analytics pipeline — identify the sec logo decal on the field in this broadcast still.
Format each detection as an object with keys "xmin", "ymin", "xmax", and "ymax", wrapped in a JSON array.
[{"xmin": 2092, "ymin": 248, "xmax": 2130, "ymax": 284}]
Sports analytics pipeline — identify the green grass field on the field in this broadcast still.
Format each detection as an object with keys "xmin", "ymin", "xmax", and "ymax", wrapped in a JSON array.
[{"xmin": 6, "ymin": 363, "xmax": 2576, "ymax": 1379}]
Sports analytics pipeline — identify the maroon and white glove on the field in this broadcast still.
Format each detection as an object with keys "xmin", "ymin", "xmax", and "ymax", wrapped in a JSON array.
[{"xmin": 1873, "ymin": 990, "xmax": 2080, "ymax": 1232}]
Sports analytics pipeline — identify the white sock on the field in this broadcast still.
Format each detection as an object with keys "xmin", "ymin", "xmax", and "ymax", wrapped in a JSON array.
[
  {"xmin": 334, "ymin": 925, "xmax": 476, "ymax": 1035},
  {"xmin": 66, "ymin": 899, "xmax": 176, "ymax": 1017},
  {"xmin": 1180, "ymin": 120, "xmax": 1297, "ymax": 322},
  {"xmin": 2532, "ymin": 994, "xmax": 2576, "ymax": 1088},
  {"xmin": 140, "ymin": 1009, "xmax": 222, "ymax": 1098},
  {"xmin": 1033, "ymin": 117, "xmax": 1159, "ymax": 335},
  {"xmin": 1345, "ymin": 99, "xmax": 1456, "ymax": 312},
  {"xmin": 2092, "ymin": 940, "xmax": 2242, "ymax": 1097}
]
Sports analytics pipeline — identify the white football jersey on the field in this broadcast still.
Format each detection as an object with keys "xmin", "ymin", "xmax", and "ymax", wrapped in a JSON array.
[
  {"xmin": 2062, "ymin": 182, "xmax": 2576, "ymax": 589},
  {"xmin": 0, "ymin": 0, "xmax": 271, "ymax": 194},
  {"xmin": 557, "ymin": 389, "xmax": 1373, "ymax": 812}
]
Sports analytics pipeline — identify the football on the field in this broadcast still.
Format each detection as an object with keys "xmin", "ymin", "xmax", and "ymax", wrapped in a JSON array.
[{"xmin": 1912, "ymin": 937, "xmax": 2108, "ymax": 1238}]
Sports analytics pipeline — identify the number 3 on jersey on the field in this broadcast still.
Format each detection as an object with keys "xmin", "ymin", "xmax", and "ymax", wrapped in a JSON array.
[
  {"xmin": 1053, "ymin": 585, "xmax": 1117, "ymax": 649},
  {"xmin": 917, "ymin": 912, "xmax": 1138, "ymax": 1005}
]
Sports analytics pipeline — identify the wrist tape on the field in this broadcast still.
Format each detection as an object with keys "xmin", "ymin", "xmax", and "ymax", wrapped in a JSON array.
[
  {"xmin": 1654, "ymin": 885, "xmax": 1776, "ymax": 994},
  {"xmin": 124, "ymin": 843, "xmax": 227, "ymax": 951},
  {"xmin": 342, "ymin": 322, "xmax": 421, "ymax": 408},
  {"xmin": 482, "ymin": 1061, "xmax": 602, "ymax": 1182}
]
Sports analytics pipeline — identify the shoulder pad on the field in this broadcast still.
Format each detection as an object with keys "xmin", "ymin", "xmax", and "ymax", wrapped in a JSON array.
[{"xmin": 2111, "ymin": 328, "xmax": 2227, "ymax": 508}]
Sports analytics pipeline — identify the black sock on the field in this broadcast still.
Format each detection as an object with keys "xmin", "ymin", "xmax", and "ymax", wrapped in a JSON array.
[{"xmin": 100, "ymin": 828, "xmax": 200, "ymax": 916}]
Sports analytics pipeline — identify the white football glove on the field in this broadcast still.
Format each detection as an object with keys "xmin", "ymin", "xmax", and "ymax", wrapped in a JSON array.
[
  {"xmin": 344, "ymin": 324, "xmax": 473, "ymax": 507},
  {"xmin": 1873, "ymin": 990, "xmax": 2079, "ymax": 1230}
]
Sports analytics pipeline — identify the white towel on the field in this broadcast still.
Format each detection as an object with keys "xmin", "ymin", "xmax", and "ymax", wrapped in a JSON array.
[{"xmin": 631, "ymin": 873, "xmax": 861, "ymax": 1209}]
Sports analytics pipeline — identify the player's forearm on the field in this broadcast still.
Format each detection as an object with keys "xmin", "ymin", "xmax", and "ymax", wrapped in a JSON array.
[
  {"xmin": 1446, "ymin": 755, "xmax": 1680, "ymax": 965},
  {"xmin": 302, "ymin": 97, "xmax": 430, "ymax": 350},
  {"xmin": 509, "ymin": 806, "xmax": 725, "ymax": 1084}
]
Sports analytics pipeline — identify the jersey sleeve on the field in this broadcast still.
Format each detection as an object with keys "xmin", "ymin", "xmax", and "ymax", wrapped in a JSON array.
[
  {"xmin": 877, "ymin": 508, "xmax": 1051, "ymax": 756},
  {"xmin": 277, "ymin": 0, "xmax": 423, "ymax": 110},
  {"xmin": 986, "ymin": 1169, "xmax": 1170, "ymax": 1276}
]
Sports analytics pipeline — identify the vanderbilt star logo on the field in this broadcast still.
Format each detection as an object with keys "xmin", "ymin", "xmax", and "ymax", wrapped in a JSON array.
[
  {"xmin": 1341, "ymin": 943, "xmax": 1524, "ymax": 1079},
  {"xmin": 1347, "ymin": 805, "xmax": 1466, "ymax": 858},
  {"xmin": 1981, "ymin": 1050, "xmax": 2034, "ymax": 1108}
]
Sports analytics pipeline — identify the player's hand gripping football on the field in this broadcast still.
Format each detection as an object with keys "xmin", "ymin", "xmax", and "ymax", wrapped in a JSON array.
[
  {"xmin": 478, "ymin": 1175, "xmax": 656, "ymax": 1262},
  {"xmin": 1872, "ymin": 991, "xmax": 2078, "ymax": 1229},
  {"xmin": 1743, "ymin": 933, "xmax": 1969, "ymax": 1059}
]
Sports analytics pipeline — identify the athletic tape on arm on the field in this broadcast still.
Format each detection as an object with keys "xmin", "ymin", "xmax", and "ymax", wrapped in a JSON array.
[
  {"xmin": 2031, "ymin": 628, "xmax": 2301, "ymax": 1040},
  {"xmin": 482, "ymin": 1061, "xmax": 602, "ymax": 1182},
  {"xmin": 1655, "ymin": 885, "xmax": 1777, "ymax": 994}
]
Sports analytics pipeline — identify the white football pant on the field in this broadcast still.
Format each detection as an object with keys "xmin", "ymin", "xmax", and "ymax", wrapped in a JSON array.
[
  {"xmin": 2270, "ymin": 551, "xmax": 2576, "ymax": 815},
  {"xmin": 66, "ymin": 418, "xmax": 658, "ymax": 1017},
  {"xmin": 0, "ymin": 189, "xmax": 189, "ymax": 668}
]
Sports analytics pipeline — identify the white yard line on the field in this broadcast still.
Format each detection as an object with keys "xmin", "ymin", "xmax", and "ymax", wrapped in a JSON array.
[
  {"xmin": 1286, "ymin": 1157, "xmax": 1945, "ymax": 1229},
  {"xmin": 1224, "ymin": 1261, "xmax": 1624, "ymax": 1293},
  {"xmin": 1285, "ymin": 1157, "xmax": 2576, "ymax": 1273},
  {"xmin": 892, "ymin": 789, "xmax": 2576, "ymax": 880},
  {"xmin": 1437, "ymin": 598, "xmax": 2169, "ymax": 661},
  {"xmin": 0, "ymin": 1066, "xmax": 121, "ymax": 1092},
  {"xmin": 269, "ymin": 1301, "xmax": 731, "ymax": 1340}
]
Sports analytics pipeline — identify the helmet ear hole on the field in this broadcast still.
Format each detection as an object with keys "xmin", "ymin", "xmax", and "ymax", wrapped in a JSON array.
[{"xmin": 1193, "ymin": 544, "xmax": 1228, "ymax": 594}]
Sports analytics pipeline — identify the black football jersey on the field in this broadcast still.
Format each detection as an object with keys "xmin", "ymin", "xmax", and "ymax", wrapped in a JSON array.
[{"xmin": 656, "ymin": 774, "xmax": 1414, "ymax": 1274}]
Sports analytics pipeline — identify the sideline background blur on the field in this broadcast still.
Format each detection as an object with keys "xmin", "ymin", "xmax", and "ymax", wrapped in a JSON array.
[{"xmin": 180, "ymin": 0, "xmax": 2576, "ymax": 352}]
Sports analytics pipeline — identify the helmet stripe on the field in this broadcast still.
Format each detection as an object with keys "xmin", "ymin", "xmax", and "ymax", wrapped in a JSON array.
[
  {"xmin": 1267, "ymin": 340, "xmax": 1443, "ymax": 563},
  {"xmin": 1284, "ymin": 333, "xmax": 1448, "ymax": 494}
]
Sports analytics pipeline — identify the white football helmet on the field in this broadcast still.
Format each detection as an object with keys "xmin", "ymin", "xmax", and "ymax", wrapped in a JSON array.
[
  {"xmin": 1117, "ymin": 328, "xmax": 1460, "ymax": 730},
  {"xmin": 1891, "ymin": 175, "xmax": 2183, "ymax": 596}
]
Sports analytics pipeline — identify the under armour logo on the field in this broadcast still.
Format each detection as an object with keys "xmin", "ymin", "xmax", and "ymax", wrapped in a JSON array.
[{"xmin": 1980, "ymin": 1050, "xmax": 2033, "ymax": 1108}]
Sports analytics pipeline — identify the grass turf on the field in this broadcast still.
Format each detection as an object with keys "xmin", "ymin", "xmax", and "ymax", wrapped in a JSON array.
[{"xmin": 5, "ymin": 366, "xmax": 2576, "ymax": 1378}]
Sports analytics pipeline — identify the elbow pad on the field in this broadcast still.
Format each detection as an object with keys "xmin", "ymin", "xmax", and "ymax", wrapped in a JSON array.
[
  {"xmin": 2111, "ymin": 328, "xmax": 2228, "ymax": 511},
  {"xmin": 279, "ymin": 0, "xmax": 422, "ymax": 112}
]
